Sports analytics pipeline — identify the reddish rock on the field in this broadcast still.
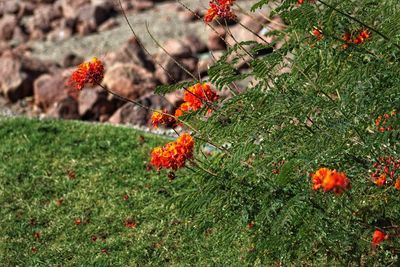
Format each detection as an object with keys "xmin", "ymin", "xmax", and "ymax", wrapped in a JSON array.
[
  {"xmin": 0, "ymin": 15, "xmax": 17, "ymax": 41},
  {"xmin": 207, "ymin": 26, "xmax": 226, "ymax": 51},
  {"xmin": 112, "ymin": 37, "xmax": 155, "ymax": 71},
  {"xmin": 47, "ymin": 96, "xmax": 80, "ymax": 120},
  {"xmin": 12, "ymin": 26, "xmax": 28, "ymax": 44},
  {"xmin": 33, "ymin": 73, "xmax": 70, "ymax": 110},
  {"xmin": 78, "ymin": 87, "xmax": 115, "ymax": 120},
  {"xmin": 0, "ymin": 41, "xmax": 11, "ymax": 56},
  {"xmin": 0, "ymin": 53, "xmax": 48, "ymax": 102},
  {"xmin": 18, "ymin": 2, "xmax": 35, "ymax": 18},
  {"xmin": 182, "ymin": 35, "xmax": 208, "ymax": 54},
  {"xmin": 3, "ymin": 1, "xmax": 20, "ymax": 14},
  {"xmin": 226, "ymin": 15, "xmax": 267, "ymax": 46},
  {"xmin": 108, "ymin": 94, "xmax": 173, "ymax": 126},
  {"xmin": 98, "ymin": 17, "xmax": 119, "ymax": 32},
  {"xmin": 178, "ymin": 9, "xmax": 201, "ymax": 22},
  {"xmin": 47, "ymin": 27, "xmax": 73, "ymax": 42},
  {"xmin": 29, "ymin": 29, "xmax": 45, "ymax": 41},
  {"xmin": 162, "ymin": 39, "xmax": 192, "ymax": 58},
  {"xmin": 32, "ymin": 4, "xmax": 63, "ymax": 33},
  {"xmin": 76, "ymin": 3, "xmax": 114, "ymax": 35},
  {"xmin": 61, "ymin": 0, "xmax": 90, "ymax": 18},
  {"xmin": 198, "ymin": 57, "xmax": 213, "ymax": 77},
  {"xmin": 103, "ymin": 63, "xmax": 157, "ymax": 100},
  {"xmin": 132, "ymin": 0, "xmax": 154, "ymax": 11},
  {"xmin": 155, "ymin": 54, "xmax": 198, "ymax": 84}
]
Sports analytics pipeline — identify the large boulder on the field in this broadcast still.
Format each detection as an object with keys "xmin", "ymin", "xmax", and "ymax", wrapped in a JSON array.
[
  {"xmin": 32, "ymin": 4, "xmax": 63, "ymax": 33},
  {"xmin": 108, "ymin": 94, "xmax": 173, "ymax": 126},
  {"xmin": 78, "ymin": 87, "xmax": 116, "ymax": 120},
  {"xmin": 33, "ymin": 73, "xmax": 70, "ymax": 110},
  {"xmin": 111, "ymin": 37, "xmax": 155, "ymax": 71},
  {"xmin": 0, "ymin": 15, "xmax": 17, "ymax": 41},
  {"xmin": 76, "ymin": 2, "xmax": 114, "ymax": 35},
  {"xmin": 155, "ymin": 54, "xmax": 198, "ymax": 84},
  {"xmin": 0, "ymin": 52, "xmax": 48, "ymax": 102},
  {"xmin": 61, "ymin": 0, "xmax": 90, "ymax": 18},
  {"xmin": 46, "ymin": 96, "xmax": 80, "ymax": 120},
  {"xmin": 103, "ymin": 63, "xmax": 157, "ymax": 100}
]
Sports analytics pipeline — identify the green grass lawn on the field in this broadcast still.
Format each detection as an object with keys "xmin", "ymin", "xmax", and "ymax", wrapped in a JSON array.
[{"xmin": 0, "ymin": 118, "xmax": 243, "ymax": 266}]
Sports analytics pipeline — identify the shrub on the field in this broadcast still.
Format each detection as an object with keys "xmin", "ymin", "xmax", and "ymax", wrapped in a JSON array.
[{"xmin": 72, "ymin": 0, "xmax": 400, "ymax": 264}]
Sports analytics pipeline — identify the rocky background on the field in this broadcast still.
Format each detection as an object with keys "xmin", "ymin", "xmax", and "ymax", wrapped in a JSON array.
[{"xmin": 0, "ymin": 0, "xmax": 281, "ymax": 126}]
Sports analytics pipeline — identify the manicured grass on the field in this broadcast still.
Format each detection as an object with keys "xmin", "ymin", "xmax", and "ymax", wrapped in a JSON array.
[{"xmin": 0, "ymin": 118, "xmax": 243, "ymax": 266}]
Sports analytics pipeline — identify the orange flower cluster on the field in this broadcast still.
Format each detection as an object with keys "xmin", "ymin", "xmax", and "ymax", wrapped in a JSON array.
[
  {"xmin": 68, "ymin": 57, "xmax": 104, "ymax": 90},
  {"xmin": 311, "ymin": 168, "xmax": 350, "ymax": 194},
  {"xmin": 342, "ymin": 30, "xmax": 370, "ymax": 49},
  {"xmin": 151, "ymin": 110, "xmax": 176, "ymax": 128},
  {"xmin": 312, "ymin": 28, "xmax": 323, "ymax": 40},
  {"xmin": 371, "ymin": 230, "xmax": 388, "ymax": 249},
  {"xmin": 175, "ymin": 83, "xmax": 219, "ymax": 117},
  {"xmin": 150, "ymin": 133, "xmax": 194, "ymax": 170},
  {"xmin": 204, "ymin": 0, "xmax": 236, "ymax": 23},
  {"xmin": 375, "ymin": 111, "xmax": 398, "ymax": 133},
  {"xmin": 371, "ymin": 156, "xmax": 400, "ymax": 188}
]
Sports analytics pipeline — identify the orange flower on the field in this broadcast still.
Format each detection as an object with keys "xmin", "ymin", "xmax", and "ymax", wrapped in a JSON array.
[
  {"xmin": 175, "ymin": 83, "xmax": 219, "ymax": 117},
  {"xmin": 374, "ymin": 174, "xmax": 386, "ymax": 186},
  {"xmin": 353, "ymin": 30, "xmax": 371, "ymax": 45},
  {"xmin": 371, "ymin": 230, "xmax": 388, "ymax": 248},
  {"xmin": 395, "ymin": 178, "xmax": 400, "ymax": 190},
  {"xmin": 150, "ymin": 133, "xmax": 194, "ymax": 171},
  {"xmin": 151, "ymin": 110, "xmax": 176, "ymax": 128},
  {"xmin": 204, "ymin": 0, "xmax": 236, "ymax": 23},
  {"xmin": 68, "ymin": 57, "xmax": 104, "ymax": 90},
  {"xmin": 312, "ymin": 28, "xmax": 323, "ymax": 40},
  {"xmin": 312, "ymin": 167, "xmax": 330, "ymax": 191},
  {"xmin": 311, "ymin": 168, "xmax": 350, "ymax": 194},
  {"xmin": 175, "ymin": 102, "xmax": 192, "ymax": 117}
]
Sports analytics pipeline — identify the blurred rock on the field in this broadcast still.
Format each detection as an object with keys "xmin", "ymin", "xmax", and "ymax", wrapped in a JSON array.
[
  {"xmin": 0, "ymin": 52, "xmax": 48, "ymax": 102},
  {"xmin": 47, "ymin": 96, "xmax": 80, "ymax": 119},
  {"xmin": 61, "ymin": 0, "xmax": 90, "ymax": 18},
  {"xmin": 162, "ymin": 39, "xmax": 193, "ymax": 57},
  {"xmin": 132, "ymin": 0, "xmax": 154, "ymax": 11},
  {"xmin": 226, "ymin": 15, "xmax": 267, "ymax": 45},
  {"xmin": 0, "ymin": 15, "xmax": 18, "ymax": 41},
  {"xmin": 112, "ymin": 37, "xmax": 155, "ymax": 71},
  {"xmin": 103, "ymin": 63, "xmax": 157, "ymax": 99},
  {"xmin": 18, "ymin": 2, "xmax": 35, "ymax": 18},
  {"xmin": 108, "ymin": 94, "xmax": 172, "ymax": 125},
  {"xmin": 98, "ymin": 17, "xmax": 119, "ymax": 32},
  {"xmin": 182, "ymin": 35, "xmax": 207, "ymax": 54},
  {"xmin": 78, "ymin": 87, "xmax": 115, "ymax": 120},
  {"xmin": 76, "ymin": 2, "xmax": 114, "ymax": 35},
  {"xmin": 178, "ymin": 8, "xmax": 201, "ymax": 22},
  {"xmin": 155, "ymin": 54, "xmax": 198, "ymax": 84},
  {"xmin": 33, "ymin": 73, "xmax": 70, "ymax": 110},
  {"xmin": 207, "ymin": 26, "xmax": 226, "ymax": 51},
  {"xmin": 0, "ymin": 42, "xmax": 11, "ymax": 56},
  {"xmin": 3, "ymin": 1, "xmax": 20, "ymax": 15},
  {"xmin": 32, "ymin": 4, "xmax": 63, "ymax": 33}
]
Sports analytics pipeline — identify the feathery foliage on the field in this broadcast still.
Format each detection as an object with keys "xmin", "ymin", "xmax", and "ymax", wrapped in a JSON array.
[{"xmin": 155, "ymin": 0, "xmax": 400, "ymax": 265}]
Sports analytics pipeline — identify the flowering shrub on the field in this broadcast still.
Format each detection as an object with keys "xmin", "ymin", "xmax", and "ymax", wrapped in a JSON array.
[{"xmin": 69, "ymin": 0, "xmax": 400, "ymax": 264}]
